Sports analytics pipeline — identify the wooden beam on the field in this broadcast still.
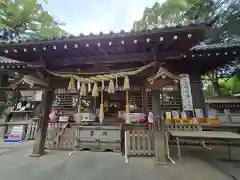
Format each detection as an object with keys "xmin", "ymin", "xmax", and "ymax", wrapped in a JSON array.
[
  {"xmin": 30, "ymin": 89, "xmax": 53, "ymax": 157},
  {"xmin": 57, "ymin": 53, "xmax": 151, "ymax": 66}
]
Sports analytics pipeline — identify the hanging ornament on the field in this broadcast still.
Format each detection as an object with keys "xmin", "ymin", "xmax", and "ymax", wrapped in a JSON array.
[
  {"xmin": 92, "ymin": 83, "xmax": 99, "ymax": 97},
  {"xmin": 77, "ymin": 81, "xmax": 80, "ymax": 90},
  {"xmin": 115, "ymin": 77, "xmax": 118, "ymax": 90},
  {"xmin": 80, "ymin": 83, "xmax": 87, "ymax": 96},
  {"xmin": 123, "ymin": 76, "xmax": 130, "ymax": 90},
  {"xmin": 161, "ymin": 74, "xmax": 166, "ymax": 79},
  {"xmin": 68, "ymin": 78, "xmax": 76, "ymax": 91},
  {"xmin": 101, "ymin": 80, "xmax": 105, "ymax": 90},
  {"xmin": 99, "ymin": 88, "xmax": 104, "ymax": 123},
  {"xmin": 108, "ymin": 80, "xmax": 115, "ymax": 94},
  {"xmin": 88, "ymin": 83, "xmax": 91, "ymax": 92}
]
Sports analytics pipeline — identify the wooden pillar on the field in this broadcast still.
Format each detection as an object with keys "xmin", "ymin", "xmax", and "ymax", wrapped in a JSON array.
[
  {"xmin": 141, "ymin": 88, "xmax": 148, "ymax": 114},
  {"xmin": 0, "ymin": 74, "xmax": 8, "ymax": 138},
  {"xmin": 0, "ymin": 73, "xmax": 8, "ymax": 102},
  {"xmin": 152, "ymin": 90, "xmax": 167, "ymax": 164},
  {"xmin": 190, "ymin": 73, "xmax": 207, "ymax": 117},
  {"xmin": 224, "ymin": 109, "xmax": 232, "ymax": 124},
  {"xmin": 30, "ymin": 89, "xmax": 53, "ymax": 157}
]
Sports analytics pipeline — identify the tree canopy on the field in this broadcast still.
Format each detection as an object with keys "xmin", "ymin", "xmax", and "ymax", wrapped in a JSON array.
[
  {"xmin": 134, "ymin": 0, "xmax": 240, "ymax": 97},
  {"xmin": 0, "ymin": 0, "xmax": 69, "ymax": 41},
  {"xmin": 133, "ymin": 0, "xmax": 240, "ymax": 44}
]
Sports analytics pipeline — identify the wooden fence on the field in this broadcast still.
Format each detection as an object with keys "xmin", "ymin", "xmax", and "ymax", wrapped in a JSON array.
[
  {"xmin": 25, "ymin": 123, "xmax": 74, "ymax": 150},
  {"xmin": 45, "ymin": 123, "xmax": 74, "ymax": 150},
  {"xmin": 25, "ymin": 123, "xmax": 122, "ymax": 151},
  {"xmin": 125, "ymin": 129, "xmax": 154, "ymax": 156},
  {"xmin": 25, "ymin": 123, "xmax": 38, "ymax": 140}
]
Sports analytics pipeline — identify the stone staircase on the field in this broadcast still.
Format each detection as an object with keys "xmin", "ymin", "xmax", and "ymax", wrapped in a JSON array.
[{"xmin": 54, "ymin": 92, "xmax": 78, "ymax": 116}]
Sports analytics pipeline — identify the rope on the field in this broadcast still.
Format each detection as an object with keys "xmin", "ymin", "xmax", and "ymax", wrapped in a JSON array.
[{"xmin": 45, "ymin": 62, "xmax": 155, "ymax": 83}]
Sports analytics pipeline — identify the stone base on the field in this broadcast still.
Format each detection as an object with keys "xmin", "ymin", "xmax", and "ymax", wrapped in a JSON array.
[
  {"xmin": 29, "ymin": 151, "xmax": 47, "ymax": 157},
  {"xmin": 153, "ymin": 157, "xmax": 169, "ymax": 165}
]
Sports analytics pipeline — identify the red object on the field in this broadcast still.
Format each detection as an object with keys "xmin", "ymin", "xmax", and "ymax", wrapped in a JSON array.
[
  {"xmin": 9, "ymin": 135, "xmax": 20, "ymax": 138},
  {"xmin": 48, "ymin": 119, "xmax": 57, "ymax": 123},
  {"xmin": 144, "ymin": 122, "xmax": 153, "ymax": 124},
  {"xmin": 51, "ymin": 108, "xmax": 60, "ymax": 113},
  {"xmin": 136, "ymin": 119, "xmax": 145, "ymax": 123}
]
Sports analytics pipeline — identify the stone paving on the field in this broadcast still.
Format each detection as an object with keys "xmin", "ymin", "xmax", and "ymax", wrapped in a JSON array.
[{"xmin": 0, "ymin": 141, "xmax": 239, "ymax": 180}]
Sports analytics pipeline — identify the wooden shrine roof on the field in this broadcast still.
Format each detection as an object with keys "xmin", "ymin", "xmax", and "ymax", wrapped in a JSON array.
[
  {"xmin": 0, "ymin": 24, "xmax": 207, "ymax": 67},
  {"xmin": 0, "ymin": 23, "xmax": 238, "ymax": 75}
]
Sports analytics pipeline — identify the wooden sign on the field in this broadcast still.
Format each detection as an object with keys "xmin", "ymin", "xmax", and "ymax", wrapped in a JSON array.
[
  {"xmin": 180, "ymin": 74, "xmax": 193, "ymax": 111},
  {"xmin": 4, "ymin": 125, "xmax": 25, "ymax": 142}
]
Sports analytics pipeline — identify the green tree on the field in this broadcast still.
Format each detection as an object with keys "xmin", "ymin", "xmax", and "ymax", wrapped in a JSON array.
[
  {"xmin": 203, "ymin": 75, "xmax": 240, "ymax": 97},
  {"xmin": 135, "ymin": 0, "xmax": 240, "ymax": 96},
  {"xmin": 133, "ymin": 0, "xmax": 240, "ymax": 43},
  {"xmin": 0, "ymin": 0, "xmax": 69, "ymax": 40}
]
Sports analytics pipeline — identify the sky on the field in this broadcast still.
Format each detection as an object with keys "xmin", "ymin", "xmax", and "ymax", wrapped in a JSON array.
[{"xmin": 40, "ymin": 0, "xmax": 164, "ymax": 35}]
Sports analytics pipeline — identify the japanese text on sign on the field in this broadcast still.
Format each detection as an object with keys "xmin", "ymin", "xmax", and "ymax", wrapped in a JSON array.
[{"xmin": 180, "ymin": 74, "xmax": 193, "ymax": 111}]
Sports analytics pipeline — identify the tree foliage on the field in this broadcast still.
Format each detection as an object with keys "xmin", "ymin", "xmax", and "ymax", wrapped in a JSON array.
[
  {"xmin": 133, "ymin": 0, "xmax": 240, "ymax": 44},
  {"xmin": 0, "ymin": 0, "xmax": 69, "ymax": 40},
  {"xmin": 203, "ymin": 75, "xmax": 240, "ymax": 96},
  {"xmin": 135, "ymin": 0, "xmax": 240, "ymax": 97}
]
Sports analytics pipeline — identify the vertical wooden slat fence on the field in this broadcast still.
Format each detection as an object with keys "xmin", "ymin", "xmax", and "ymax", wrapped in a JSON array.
[
  {"xmin": 25, "ymin": 123, "xmax": 38, "ymax": 140},
  {"xmin": 125, "ymin": 128, "xmax": 154, "ymax": 156},
  {"xmin": 45, "ymin": 123, "xmax": 74, "ymax": 149}
]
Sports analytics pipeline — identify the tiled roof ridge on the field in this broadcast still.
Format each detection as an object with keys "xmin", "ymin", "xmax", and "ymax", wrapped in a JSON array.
[
  {"xmin": 0, "ymin": 23, "xmax": 206, "ymax": 46},
  {"xmin": 0, "ymin": 56, "xmax": 23, "ymax": 64},
  {"xmin": 191, "ymin": 41, "xmax": 240, "ymax": 50}
]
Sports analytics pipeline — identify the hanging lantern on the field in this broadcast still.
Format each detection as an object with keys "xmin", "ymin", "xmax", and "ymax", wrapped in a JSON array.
[
  {"xmin": 68, "ymin": 78, "xmax": 76, "ymax": 91},
  {"xmin": 92, "ymin": 83, "xmax": 99, "ymax": 97},
  {"xmin": 80, "ymin": 83, "xmax": 87, "ymax": 96},
  {"xmin": 108, "ymin": 80, "xmax": 115, "ymax": 94}
]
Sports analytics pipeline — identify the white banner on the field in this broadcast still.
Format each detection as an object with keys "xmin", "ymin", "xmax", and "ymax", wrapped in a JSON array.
[{"xmin": 180, "ymin": 74, "xmax": 193, "ymax": 111}]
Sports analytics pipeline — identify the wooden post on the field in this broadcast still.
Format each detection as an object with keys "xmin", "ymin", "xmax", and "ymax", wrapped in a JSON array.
[
  {"xmin": 141, "ymin": 88, "xmax": 148, "ymax": 114},
  {"xmin": 152, "ymin": 90, "xmax": 167, "ymax": 164},
  {"xmin": 189, "ymin": 73, "xmax": 207, "ymax": 117},
  {"xmin": 224, "ymin": 109, "xmax": 232, "ymax": 124},
  {"xmin": 0, "ymin": 74, "xmax": 8, "ymax": 138},
  {"xmin": 30, "ymin": 89, "xmax": 53, "ymax": 157}
]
